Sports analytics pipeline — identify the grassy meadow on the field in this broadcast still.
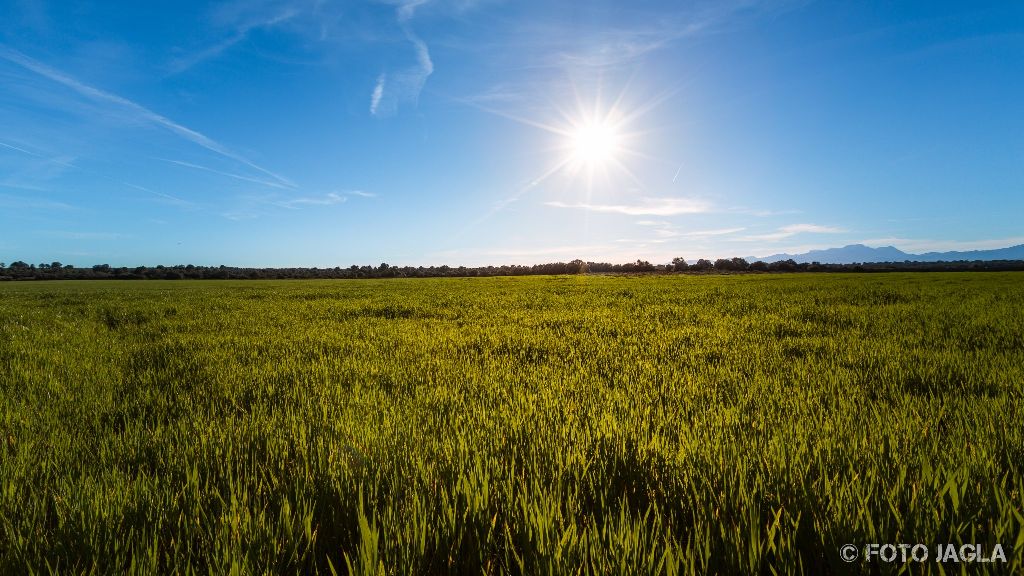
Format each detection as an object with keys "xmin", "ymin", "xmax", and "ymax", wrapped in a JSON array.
[{"xmin": 1, "ymin": 273, "xmax": 1022, "ymax": 574}]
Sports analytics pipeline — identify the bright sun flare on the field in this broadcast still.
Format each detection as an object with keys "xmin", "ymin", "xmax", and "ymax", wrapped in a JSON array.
[{"xmin": 568, "ymin": 119, "xmax": 621, "ymax": 168}]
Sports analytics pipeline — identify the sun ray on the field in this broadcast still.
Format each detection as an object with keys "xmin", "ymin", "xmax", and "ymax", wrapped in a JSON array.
[
  {"xmin": 454, "ymin": 76, "xmax": 676, "ymax": 238},
  {"xmin": 454, "ymin": 96, "xmax": 575, "ymax": 138},
  {"xmin": 448, "ymin": 155, "xmax": 574, "ymax": 243}
]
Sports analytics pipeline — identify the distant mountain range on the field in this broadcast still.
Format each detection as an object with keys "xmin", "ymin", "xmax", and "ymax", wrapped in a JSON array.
[{"xmin": 749, "ymin": 243, "xmax": 1024, "ymax": 264}]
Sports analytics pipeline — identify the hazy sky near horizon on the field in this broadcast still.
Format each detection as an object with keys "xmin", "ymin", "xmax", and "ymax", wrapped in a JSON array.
[{"xmin": 1, "ymin": 0, "xmax": 1022, "ymax": 267}]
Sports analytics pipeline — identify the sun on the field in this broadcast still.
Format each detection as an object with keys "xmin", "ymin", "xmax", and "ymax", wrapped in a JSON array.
[{"xmin": 567, "ymin": 118, "xmax": 622, "ymax": 169}]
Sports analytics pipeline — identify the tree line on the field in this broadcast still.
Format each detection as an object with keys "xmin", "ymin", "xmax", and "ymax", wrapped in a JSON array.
[{"xmin": 1, "ymin": 257, "xmax": 1023, "ymax": 281}]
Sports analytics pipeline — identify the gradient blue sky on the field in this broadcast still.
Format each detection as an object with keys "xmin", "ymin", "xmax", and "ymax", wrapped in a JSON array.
[{"xmin": 1, "ymin": 0, "xmax": 1022, "ymax": 267}]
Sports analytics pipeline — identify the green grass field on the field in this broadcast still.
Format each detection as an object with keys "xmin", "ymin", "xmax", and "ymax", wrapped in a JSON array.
[{"xmin": 1, "ymin": 273, "xmax": 1022, "ymax": 574}]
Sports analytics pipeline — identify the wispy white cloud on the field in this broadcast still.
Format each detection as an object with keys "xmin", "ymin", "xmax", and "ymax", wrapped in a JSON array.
[
  {"xmin": 370, "ymin": 73, "xmax": 386, "ymax": 115},
  {"xmin": 0, "ymin": 46, "xmax": 296, "ymax": 189},
  {"xmin": 615, "ymin": 237, "xmax": 667, "ymax": 245},
  {"xmin": 276, "ymin": 191, "xmax": 348, "ymax": 209},
  {"xmin": 162, "ymin": 158, "xmax": 290, "ymax": 189},
  {"xmin": 616, "ymin": 223, "xmax": 746, "ymax": 248},
  {"xmin": 635, "ymin": 219, "xmax": 745, "ymax": 239},
  {"xmin": 458, "ymin": 83, "xmax": 528, "ymax": 106},
  {"xmin": 122, "ymin": 182, "xmax": 196, "ymax": 209},
  {"xmin": 496, "ymin": 1, "xmax": 793, "ymax": 73},
  {"xmin": 274, "ymin": 190, "xmax": 374, "ymax": 209},
  {"xmin": 740, "ymin": 223, "xmax": 845, "ymax": 242},
  {"xmin": 553, "ymin": 21, "xmax": 708, "ymax": 69},
  {"xmin": 370, "ymin": 0, "xmax": 434, "ymax": 117},
  {"xmin": 398, "ymin": 0, "xmax": 433, "ymax": 67},
  {"xmin": 728, "ymin": 206, "xmax": 802, "ymax": 217},
  {"xmin": 680, "ymin": 226, "xmax": 746, "ymax": 237},
  {"xmin": 781, "ymin": 223, "xmax": 845, "ymax": 234},
  {"xmin": 168, "ymin": 9, "xmax": 298, "ymax": 74},
  {"xmin": 0, "ymin": 140, "xmax": 44, "ymax": 158},
  {"xmin": 0, "ymin": 181, "xmax": 50, "ymax": 192},
  {"xmin": 0, "ymin": 144, "xmax": 78, "ymax": 191},
  {"xmin": 545, "ymin": 196, "xmax": 711, "ymax": 216},
  {"xmin": 222, "ymin": 210, "xmax": 260, "ymax": 221},
  {"xmin": 220, "ymin": 189, "xmax": 373, "ymax": 221},
  {"xmin": 0, "ymin": 139, "xmax": 78, "ymax": 175},
  {"xmin": 0, "ymin": 193, "xmax": 77, "ymax": 211},
  {"xmin": 38, "ymin": 230, "xmax": 126, "ymax": 240}
]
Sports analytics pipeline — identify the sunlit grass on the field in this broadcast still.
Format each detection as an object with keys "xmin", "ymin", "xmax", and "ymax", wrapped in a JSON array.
[{"xmin": 1, "ymin": 273, "xmax": 1022, "ymax": 574}]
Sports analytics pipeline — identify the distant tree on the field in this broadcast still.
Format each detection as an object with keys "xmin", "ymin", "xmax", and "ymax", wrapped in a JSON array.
[
  {"xmin": 713, "ymin": 258, "xmax": 734, "ymax": 271},
  {"xmin": 750, "ymin": 260, "xmax": 768, "ymax": 272},
  {"xmin": 691, "ymin": 259, "xmax": 713, "ymax": 271},
  {"xmin": 770, "ymin": 259, "xmax": 798, "ymax": 272},
  {"xmin": 730, "ymin": 257, "xmax": 750, "ymax": 271},
  {"xmin": 10, "ymin": 261, "xmax": 29, "ymax": 269},
  {"xmin": 92, "ymin": 264, "xmax": 111, "ymax": 272},
  {"xmin": 50, "ymin": 261, "xmax": 62, "ymax": 269},
  {"xmin": 671, "ymin": 257, "xmax": 688, "ymax": 271}
]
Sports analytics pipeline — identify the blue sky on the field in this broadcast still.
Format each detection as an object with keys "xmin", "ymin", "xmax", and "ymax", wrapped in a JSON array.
[{"xmin": 1, "ymin": 0, "xmax": 1022, "ymax": 267}]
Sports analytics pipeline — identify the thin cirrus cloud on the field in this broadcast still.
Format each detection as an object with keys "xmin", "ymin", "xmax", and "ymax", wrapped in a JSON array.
[
  {"xmin": 552, "ymin": 21, "xmax": 708, "ymax": 70},
  {"xmin": 370, "ymin": 0, "xmax": 434, "ymax": 116},
  {"xmin": 617, "ymin": 223, "xmax": 746, "ymax": 246},
  {"xmin": 0, "ymin": 193, "xmax": 76, "ymax": 211},
  {"xmin": 276, "ymin": 192, "xmax": 347, "ymax": 209},
  {"xmin": 122, "ymin": 182, "xmax": 196, "ymax": 209},
  {"xmin": 545, "ymin": 196, "xmax": 711, "ymax": 216},
  {"xmin": 0, "ymin": 46, "xmax": 296, "ymax": 189},
  {"xmin": 222, "ymin": 210, "xmax": 259, "ymax": 221},
  {"xmin": 168, "ymin": 9, "xmax": 298, "ymax": 74},
  {"xmin": 508, "ymin": 1, "xmax": 788, "ymax": 73},
  {"xmin": 37, "ymin": 230, "xmax": 126, "ymax": 241},
  {"xmin": 677, "ymin": 226, "xmax": 746, "ymax": 238},
  {"xmin": 369, "ymin": 73, "xmax": 386, "ymax": 115},
  {"xmin": 274, "ymin": 190, "xmax": 376, "ymax": 209},
  {"xmin": 0, "ymin": 140, "xmax": 78, "ymax": 178},
  {"xmin": 740, "ymin": 223, "xmax": 846, "ymax": 242},
  {"xmin": 635, "ymin": 220, "xmax": 745, "ymax": 238},
  {"xmin": 220, "ymin": 190, "xmax": 373, "ymax": 221},
  {"xmin": 162, "ymin": 159, "xmax": 291, "ymax": 189},
  {"xmin": 0, "ymin": 140, "xmax": 44, "ymax": 158}
]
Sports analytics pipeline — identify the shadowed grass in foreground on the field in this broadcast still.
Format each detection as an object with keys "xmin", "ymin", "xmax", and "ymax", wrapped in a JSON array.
[{"xmin": 1, "ymin": 273, "xmax": 1022, "ymax": 574}]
